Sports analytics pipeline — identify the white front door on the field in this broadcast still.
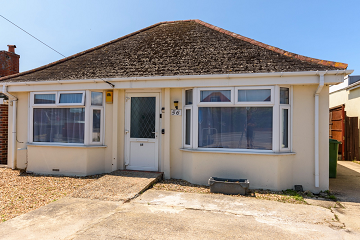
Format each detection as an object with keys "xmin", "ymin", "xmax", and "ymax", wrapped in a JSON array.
[{"xmin": 125, "ymin": 93, "xmax": 159, "ymax": 171}]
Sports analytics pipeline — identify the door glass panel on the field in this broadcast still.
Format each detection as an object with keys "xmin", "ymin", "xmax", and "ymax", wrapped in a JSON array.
[{"xmin": 130, "ymin": 97, "xmax": 156, "ymax": 138}]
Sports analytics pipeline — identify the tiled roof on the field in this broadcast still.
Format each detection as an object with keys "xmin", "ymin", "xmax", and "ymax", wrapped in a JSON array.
[{"xmin": 0, "ymin": 19, "xmax": 347, "ymax": 83}]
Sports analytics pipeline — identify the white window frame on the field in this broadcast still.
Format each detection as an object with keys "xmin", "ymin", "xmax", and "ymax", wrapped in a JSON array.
[
  {"xmin": 89, "ymin": 107, "xmax": 104, "ymax": 144},
  {"xmin": 29, "ymin": 90, "xmax": 104, "ymax": 146},
  {"xmin": 235, "ymin": 86, "xmax": 274, "ymax": 106},
  {"xmin": 184, "ymin": 86, "xmax": 292, "ymax": 153},
  {"xmin": 182, "ymin": 89, "xmax": 193, "ymax": 148},
  {"xmin": 31, "ymin": 92, "xmax": 57, "ymax": 106},
  {"xmin": 197, "ymin": 87, "xmax": 234, "ymax": 106},
  {"xmin": 279, "ymin": 86, "xmax": 292, "ymax": 152},
  {"xmin": 57, "ymin": 91, "xmax": 85, "ymax": 106},
  {"xmin": 89, "ymin": 90, "xmax": 104, "ymax": 145},
  {"xmin": 280, "ymin": 105, "xmax": 290, "ymax": 151}
]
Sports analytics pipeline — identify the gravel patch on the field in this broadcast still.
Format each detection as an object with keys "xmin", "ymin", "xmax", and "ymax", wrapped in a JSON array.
[
  {"xmin": 0, "ymin": 168, "xmax": 102, "ymax": 222},
  {"xmin": 152, "ymin": 179, "xmax": 334, "ymax": 205}
]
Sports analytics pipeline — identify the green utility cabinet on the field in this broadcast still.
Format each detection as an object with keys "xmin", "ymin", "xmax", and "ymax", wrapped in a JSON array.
[{"xmin": 329, "ymin": 139, "xmax": 341, "ymax": 178}]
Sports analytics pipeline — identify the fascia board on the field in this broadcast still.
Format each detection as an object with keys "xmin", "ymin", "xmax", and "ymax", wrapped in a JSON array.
[{"xmin": 3, "ymin": 70, "xmax": 353, "ymax": 92}]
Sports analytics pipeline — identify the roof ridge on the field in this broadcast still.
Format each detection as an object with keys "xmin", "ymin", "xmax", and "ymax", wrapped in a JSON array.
[
  {"xmin": 0, "ymin": 19, "xmax": 347, "ymax": 82},
  {"xmin": 192, "ymin": 19, "xmax": 347, "ymax": 69}
]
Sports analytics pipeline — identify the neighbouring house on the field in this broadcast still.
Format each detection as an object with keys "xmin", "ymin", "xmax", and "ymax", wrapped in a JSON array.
[
  {"xmin": 0, "ymin": 45, "xmax": 20, "ymax": 165},
  {"xmin": 329, "ymin": 75, "xmax": 360, "ymax": 161},
  {"xmin": 0, "ymin": 20, "xmax": 352, "ymax": 192}
]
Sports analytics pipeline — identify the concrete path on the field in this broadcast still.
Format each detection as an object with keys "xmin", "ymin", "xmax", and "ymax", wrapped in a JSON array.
[
  {"xmin": 1, "ymin": 189, "xmax": 359, "ymax": 240},
  {"xmin": 71, "ymin": 170, "xmax": 163, "ymax": 201},
  {"xmin": 69, "ymin": 190, "xmax": 358, "ymax": 240},
  {"xmin": 330, "ymin": 161, "xmax": 360, "ymax": 233},
  {"xmin": 0, "ymin": 170, "xmax": 163, "ymax": 240}
]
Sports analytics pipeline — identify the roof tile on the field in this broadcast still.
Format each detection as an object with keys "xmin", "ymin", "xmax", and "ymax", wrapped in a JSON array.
[{"xmin": 0, "ymin": 19, "xmax": 347, "ymax": 83}]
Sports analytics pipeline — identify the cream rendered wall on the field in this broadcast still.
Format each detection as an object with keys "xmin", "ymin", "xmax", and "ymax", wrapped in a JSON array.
[
  {"xmin": 329, "ymin": 89, "xmax": 347, "ymax": 109},
  {"xmin": 292, "ymin": 85, "xmax": 329, "ymax": 191},
  {"xmin": 104, "ymin": 92, "xmax": 114, "ymax": 173},
  {"xmin": 169, "ymin": 89, "xmax": 183, "ymax": 178},
  {"xmin": 168, "ymin": 85, "xmax": 329, "ymax": 192},
  {"xmin": 8, "ymin": 90, "xmax": 113, "ymax": 175},
  {"xmin": 27, "ymin": 145, "xmax": 105, "ymax": 175},
  {"xmin": 117, "ymin": 89, "xmax": 125, "ymax": 170},
  {"xmin": 11, "ymin": 92, "xmax": 28, "ymax": 169}
]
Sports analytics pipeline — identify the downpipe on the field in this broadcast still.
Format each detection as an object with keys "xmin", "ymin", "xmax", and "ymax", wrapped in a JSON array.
[
  {"xmin": 314, "ymin": 74, "xmax": 324, "ymax": 188},
  {"xmin": 1, "ymin": 85, "xmax": 18, "ymax": 169}
]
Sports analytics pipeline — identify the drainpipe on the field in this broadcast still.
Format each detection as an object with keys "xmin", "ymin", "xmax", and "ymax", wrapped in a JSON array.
[
  {"xmin": 2, "ymin": 85, "xmax": 18, "ymax": 169},
  {"xmin": 314, "ymin": 73, "xmax": 325, "ymax": 188}
]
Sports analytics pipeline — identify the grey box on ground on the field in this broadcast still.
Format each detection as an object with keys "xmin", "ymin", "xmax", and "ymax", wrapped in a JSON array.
[{"xmin": 208, "ymin": 177, "xmax": 250, "ymax": 195}]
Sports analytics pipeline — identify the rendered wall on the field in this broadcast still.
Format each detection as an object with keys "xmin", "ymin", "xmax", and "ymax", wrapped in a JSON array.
[
  {"xmin": 9, "ymin": 90, "xmax": 113, "ymax": 175},
  {"xmin": 27, "ymin": 145, "xmax": 105, "ymax": 175},
  {"xmin": 169, "ymin": 85, "xmax": 329, "ymax": 193}
]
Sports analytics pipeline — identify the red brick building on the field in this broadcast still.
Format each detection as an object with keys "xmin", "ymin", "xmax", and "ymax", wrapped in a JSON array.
[{"xmin": 0, "ymin": 45, "xmax": 20, "ymax": 164}]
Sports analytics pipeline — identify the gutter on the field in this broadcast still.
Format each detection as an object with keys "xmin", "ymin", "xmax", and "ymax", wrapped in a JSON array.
[
  {"xmin": 1, "ymin": 85, "xmax": 18, "ymax": 169},
  {"xmin": 0, "ymin": 69, "xmax": 353, "ymax": 86},
  {"xmin": 314, "ymin": 73, "xmax": 325, "ymax": 188}
]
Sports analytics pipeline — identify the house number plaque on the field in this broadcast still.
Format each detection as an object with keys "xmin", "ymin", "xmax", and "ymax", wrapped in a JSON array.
[{"xmin": 171, "ymin": 109, "xmax": 182, "ymax": 116}]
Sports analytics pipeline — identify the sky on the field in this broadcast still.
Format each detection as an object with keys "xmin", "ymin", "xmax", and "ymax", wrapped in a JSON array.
[{"xmin": 1, "ymin": 0, "xmax": 359, "ymax": 75}]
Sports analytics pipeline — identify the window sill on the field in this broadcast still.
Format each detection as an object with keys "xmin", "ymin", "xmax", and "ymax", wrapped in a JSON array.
[
  {"xmin": 27, "ymin": 143, "xmax": 107, "ymax": 148},
  {"xmin": 180, "ymin": 148, "xmax": 295, "ymax": 155}
]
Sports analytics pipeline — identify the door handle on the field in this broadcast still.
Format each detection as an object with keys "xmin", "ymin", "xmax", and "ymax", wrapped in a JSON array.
[{"xmin": 125, "ymin": 130, "xmax": 129, "ymax": 134}]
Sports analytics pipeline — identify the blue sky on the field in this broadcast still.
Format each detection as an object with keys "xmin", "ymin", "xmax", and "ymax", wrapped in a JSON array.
[{"xmin": 1, "ymin": 0, "xmax": 359, "ymax": 75}]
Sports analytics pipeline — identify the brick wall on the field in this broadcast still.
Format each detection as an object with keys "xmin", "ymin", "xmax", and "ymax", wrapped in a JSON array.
[
  {"xmin": 0, "ymin": 104, "xmax": 8, "ymax": 164},
  {"xmin": 0, "ymin": 46, "xmax": 19, "ymax": 165},
  {"xmin": 0, "ymin": 50, "xmax": 20, "ymax": 77}
]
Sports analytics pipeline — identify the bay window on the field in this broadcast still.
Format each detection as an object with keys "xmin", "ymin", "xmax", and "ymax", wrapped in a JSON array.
[
  {"xmin": 183, "ymin": 86, "xmax": 291, "ymax": 152},
  {"xmin": 30, "ymin": 91, "xmax": 104, "ymax": 145}
]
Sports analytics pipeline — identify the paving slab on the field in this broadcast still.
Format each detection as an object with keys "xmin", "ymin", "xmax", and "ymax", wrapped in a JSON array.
[
  {"xmin": 0, "ymin": 197, "xmax": 122, "ymax": 240},
  {"xmin": 330, "ymin": 161, "xmax": 360, "ymax": 233},
  {"xmin": 71, "ymin": 170, "xmax": 163, "ymax": 201},
  {"xmin": 69, "ymin": 190, "xmax": 359, "ymax": 240}
]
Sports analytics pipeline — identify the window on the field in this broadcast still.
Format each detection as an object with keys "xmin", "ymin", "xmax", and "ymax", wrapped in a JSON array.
[
  {"xmin": 184, "ymin": 86, "xmax": 291, "ymax": 152},
  {"xmin": 30, "ymin": 91, "xmax": 104, "ymax": 145},
  {"xmin": 280, "ymin": 87, "xmax": 289, "ymax": 104},
  {"xmin": 280, "ymin": 87, "xmax": 290, "ymax": 150},
  {"xmin": 200, "ymin": 90, "xmax": 231, "ymax": 102},
  {"xmin": 198, "ymin": 107, "xmax": 272, "ymax": 149},
  {"xmin": 183, "ymin": 89, "xmax": 193, "ymax": 147},
  {"xmin": 90, "ymin": 91, "xmax": 104, "ymax": 144},
  {"xmin": 34, "ymin": 94, "xmax": 56, "ymax": 104},
  {"xmin": 238, "ymin": 89, "xmax": 271, "ymax": 102}
]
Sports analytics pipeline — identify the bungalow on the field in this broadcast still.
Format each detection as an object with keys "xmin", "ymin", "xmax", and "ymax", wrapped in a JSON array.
[{"xmin": 0, "ymin": 20, "xmax": 352, "ymax": 192}]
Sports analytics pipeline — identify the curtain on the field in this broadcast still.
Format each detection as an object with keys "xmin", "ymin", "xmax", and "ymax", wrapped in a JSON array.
[
  {"xmin": 198, "ymin": 107, "xmax": 273, "ymax": 150},
  {"xmin": 33, "ymin": 108, "xmax": 85, "ymax": 143}
]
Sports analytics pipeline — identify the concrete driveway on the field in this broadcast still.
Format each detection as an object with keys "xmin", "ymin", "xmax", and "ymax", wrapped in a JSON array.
[
  {"xmin": 330, "ymin": 161, "xmax": 360, "ymax": 233},
  {"xmin": 1, "ymin": 189, "xmax": 359, "ymax": 240},
  {"xmin": 1, "ymin": 165, "xmax": 360, "ymax": 240}
]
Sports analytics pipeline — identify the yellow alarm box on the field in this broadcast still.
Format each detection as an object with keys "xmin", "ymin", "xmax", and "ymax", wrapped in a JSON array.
[{"xmin": 106, "ymin": 91, "xmax": 113, "ymax": 103}]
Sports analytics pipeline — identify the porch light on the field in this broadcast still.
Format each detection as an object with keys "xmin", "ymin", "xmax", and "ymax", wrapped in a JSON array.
[{"xmin": 174, "ymin": 101, "xmax": 178, "ymax": 109}]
